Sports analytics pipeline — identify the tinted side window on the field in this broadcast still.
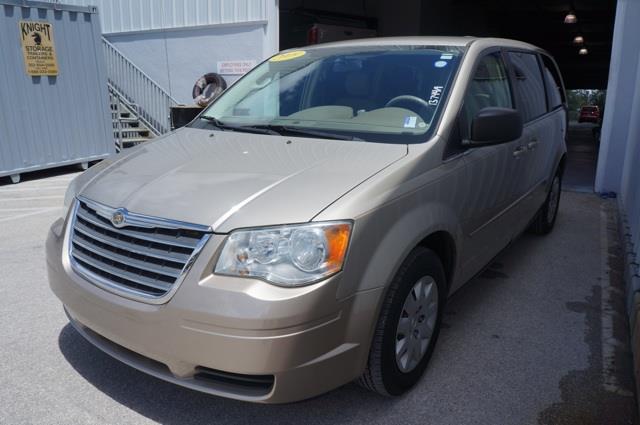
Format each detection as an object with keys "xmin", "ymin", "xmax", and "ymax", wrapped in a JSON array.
[
  {"xmin": 541, "ymin": 55, "xmax": 565, "ymax": 110},
  {"xmin": 462, "ymin": 52, "xmax": 512, "ymax": 136},
  {"xmin": 506, "ymin": 52, "xmax": 546, "ymax": 122}
]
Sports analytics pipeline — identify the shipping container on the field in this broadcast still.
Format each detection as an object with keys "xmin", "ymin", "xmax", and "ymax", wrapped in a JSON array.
[{"xmin": 0, "ymin": 0, "xmax": 113, "ymax": 183}]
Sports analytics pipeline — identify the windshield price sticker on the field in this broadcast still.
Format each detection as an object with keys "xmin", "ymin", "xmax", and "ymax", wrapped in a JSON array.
[
  {"xmin": 403, "ymin": 116, "xmax": 418, "ymax": 128},
  {"xmin": 270, "ymin": 51, "xmax": 306, "ymax": 62},
  {"xmin": 19, "ymin": 20, "xmax": 58, "ymax": 76}
]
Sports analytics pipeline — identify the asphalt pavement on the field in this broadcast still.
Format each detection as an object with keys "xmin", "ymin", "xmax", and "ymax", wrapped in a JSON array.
[{"xmin": 0, "ymin": 167, "xmax": 636, "ymax": 425}]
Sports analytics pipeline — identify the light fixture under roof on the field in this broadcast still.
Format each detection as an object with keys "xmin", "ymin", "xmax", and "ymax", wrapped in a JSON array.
[
  {"xmin": 564, "ymin": 13, "xmax": 577, "ymax": 24},
  {"xmin": 579, "ymin": 48, "xmax": 589, "ymax": 55},
  {"xmin": 573, "ymin": 35, "xmax": 584, "ymax": 45}
]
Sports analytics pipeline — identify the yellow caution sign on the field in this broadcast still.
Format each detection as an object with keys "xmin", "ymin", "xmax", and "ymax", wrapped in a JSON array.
[
  {"xmin": 269, "ymin": 50, "xmax": 306, "ymax": 62},
  {"xmin": 19, "ymin": 20, "xmax": 58, "ymax": 76}
]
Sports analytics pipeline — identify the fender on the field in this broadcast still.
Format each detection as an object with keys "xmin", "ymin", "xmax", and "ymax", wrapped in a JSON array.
[
  {"xmin": 314, "ymin": 140, "xmax": 467, "ymax": 300},
  {"xmin": 335, "ymin": 199, "xmax": 463, "ymax": 301}
]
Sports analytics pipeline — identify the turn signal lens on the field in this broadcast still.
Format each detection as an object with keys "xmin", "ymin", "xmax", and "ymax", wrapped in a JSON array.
[{"xmin": 324, "ymin": 223, "xmax": 351, "ymax": 269}]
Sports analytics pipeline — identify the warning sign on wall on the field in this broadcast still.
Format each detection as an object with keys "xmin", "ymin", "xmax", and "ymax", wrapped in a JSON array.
[
  {"xmin": 19, "ymin": 20, "xmax": 58, "ymax": 76},
  {"xmin": 217, "ymin": 60, "xmax": 256, "ymax": 75}
]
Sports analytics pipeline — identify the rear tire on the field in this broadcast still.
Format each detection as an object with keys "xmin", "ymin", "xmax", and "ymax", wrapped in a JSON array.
[
  {"xmin": 358, "ymin": 247, "xmax": 446, "ymax": 396},
  {"xmin": 530, "ymin": 169, "xmax": 562, "ymax": 235}
]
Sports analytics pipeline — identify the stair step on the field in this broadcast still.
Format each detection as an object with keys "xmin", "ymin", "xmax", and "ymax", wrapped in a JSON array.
[
  {"xmin": 112, "ymin": 117, "xmax": 137, "ymax": 124},
  {"xmin": 122, "ymin": 136, "xmax": 152, "ymax": 141},
  {"xmin": 116, "ymin": 117, "xmax": 141, "ymax": 124},
  {"xmin": 119, "ymin": 132, "xmax": 152, "ymax": 137},
  {"xmin": 112, "ymin": 124, "xmax": 142, "ymax": 130},
  {"xmin": 114, "ymin": 128, "xmax": 150, "ymax": 136},
  {"xmin": 108, "ymin": 87, "xmax": 157, "ymax": 146},
  {"xmin": 114, "ymin": 126, "xmax": 144, "ymax": 131},
  {"xmin": 120, "ymin": 137, "xmax": 153, "ymax": 148}
]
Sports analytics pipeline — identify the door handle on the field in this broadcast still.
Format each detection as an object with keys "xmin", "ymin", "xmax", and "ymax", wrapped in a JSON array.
[
  {"xmin": 513, "ymin": 146, "xmax": 527, "ymax": 158},
  {"xmin": 527, "ymin": 140, "xmax": 539, "ymax": 150}
]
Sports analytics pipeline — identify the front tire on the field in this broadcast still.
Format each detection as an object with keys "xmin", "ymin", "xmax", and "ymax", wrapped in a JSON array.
[{"xmin": 358, "ymin": 247, "xmax": 446, "ymax": 396}]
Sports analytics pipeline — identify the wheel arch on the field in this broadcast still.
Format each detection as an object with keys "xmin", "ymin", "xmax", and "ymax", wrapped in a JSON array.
[
  {"xmin": 356, "ymin": 230, "xmax": 456, "ymax": 393},
  {"xmin": 558, "ymin": 153, "xmax": 567, "ymax": 176},
  {"xmin": 548, "ymin": 152, "xmax": 567, "ymax": 192},
  {"xmin": 362, "ymin": 227, "xmax": 458, "ymax": 312},
  {"xmin": 417, "ymin": 230, "xmax": 457, "ymax": 294}
]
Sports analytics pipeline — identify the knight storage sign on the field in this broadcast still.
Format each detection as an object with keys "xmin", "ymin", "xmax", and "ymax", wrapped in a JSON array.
[{"xmin": 19, "ymin": 20, "xmax": 58, "ymax": 76}]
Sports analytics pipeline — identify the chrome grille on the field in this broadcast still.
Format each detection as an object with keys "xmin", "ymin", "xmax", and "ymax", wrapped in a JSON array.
[{"xmin": 69, "ymin": 197, "xmax": 211, "ymax": 301}]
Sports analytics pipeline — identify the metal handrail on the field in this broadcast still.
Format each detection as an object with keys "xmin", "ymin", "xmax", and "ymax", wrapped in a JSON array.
[
  {"xmin": 102, "ymin": 37, "xmax": 178, "ymax": 134},
  {"xmin": 109, "ymin": 82, "xmax": 157, "ymax": 130}
]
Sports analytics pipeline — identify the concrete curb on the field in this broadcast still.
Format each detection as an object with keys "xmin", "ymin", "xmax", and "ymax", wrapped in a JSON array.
[
  {"xmin": 617, "ymin": 198, "xmax": 640, "ymax": 411},
  {"xmin": 618, "ymin": 204, "xmax": 640, "ymax": 323}
]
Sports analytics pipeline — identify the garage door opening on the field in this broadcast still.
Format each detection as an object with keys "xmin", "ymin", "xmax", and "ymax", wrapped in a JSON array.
[{"xmin": 564, "ymin": 89, "xmax": 606, "ymax": 192}]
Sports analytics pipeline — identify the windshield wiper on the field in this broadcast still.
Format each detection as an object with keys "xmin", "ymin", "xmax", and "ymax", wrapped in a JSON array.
[
  {"xmin": 200, "ymin": 116, "xmax": 280, "ymax": 135},
  {"xmin": 250, "ymin": 124, "xmax": 364, "ymax": 141},
  {"xmin": 200, "ymin": 118, "xmax": 362, "ymax": 140}
]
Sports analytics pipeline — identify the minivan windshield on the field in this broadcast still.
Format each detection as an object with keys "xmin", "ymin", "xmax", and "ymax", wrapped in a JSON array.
[{"xmin": 196, "ymin": 45, "xmax": 464, "ymax": 143}]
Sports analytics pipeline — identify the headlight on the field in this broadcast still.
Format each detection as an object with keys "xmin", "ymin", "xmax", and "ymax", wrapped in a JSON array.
[{"xmin": 215, "ymin": 221, "xmax": 352, "ymax": 286}]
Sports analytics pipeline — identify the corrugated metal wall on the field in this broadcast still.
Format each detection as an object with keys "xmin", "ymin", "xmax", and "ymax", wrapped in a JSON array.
[
  {"xmin": 616, "ymin": 3, "xmax": 640, "ymax": 272},
  {"xmin": 0, "ymin": 0, "xmax": 114, "ymax": 181},
  {"xmin": 597, "ymin": 0, "xmax": 640, "ymax": 280},
  {"xmin": 56, "ymin": 0, "xmax": 270, "ymax": 33}
]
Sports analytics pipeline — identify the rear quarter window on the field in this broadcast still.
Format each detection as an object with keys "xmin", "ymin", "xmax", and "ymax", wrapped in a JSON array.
[{"xmin": 541, "ymin": 54, "xmax": 565, "ymax": 110}]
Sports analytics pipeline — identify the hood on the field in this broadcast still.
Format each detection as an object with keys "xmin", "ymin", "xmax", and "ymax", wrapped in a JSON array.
[{"xmin": 80, "ymin": 127, "xmax": 406, "ymax": 232}]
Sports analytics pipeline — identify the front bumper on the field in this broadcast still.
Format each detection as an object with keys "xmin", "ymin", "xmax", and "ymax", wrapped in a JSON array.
[{"xmin": 46, "ymin": 217, "xmax": 382, "ymax": 403}]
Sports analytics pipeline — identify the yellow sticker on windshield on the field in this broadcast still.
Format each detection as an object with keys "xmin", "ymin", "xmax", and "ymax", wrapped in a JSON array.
[{"xmin": 269, "ymin": 50, "xmax": 306, "ymax": 62}]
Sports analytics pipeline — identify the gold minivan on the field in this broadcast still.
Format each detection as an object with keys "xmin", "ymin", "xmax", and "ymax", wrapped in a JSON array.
[{"xmin": 47, "ymin": 36, "xmax": 567, "ymax": 403}]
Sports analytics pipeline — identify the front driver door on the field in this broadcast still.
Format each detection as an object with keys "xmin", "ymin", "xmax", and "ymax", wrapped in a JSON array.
[{"xmin": 458, "ymin": 50, "xmax": 528, "ymax": 280}]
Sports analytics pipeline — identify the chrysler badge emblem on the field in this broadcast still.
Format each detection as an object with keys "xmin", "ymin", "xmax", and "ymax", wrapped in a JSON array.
[{"xmin": 111, "ymin": 209, "xmax": 126, "ymax": 228}]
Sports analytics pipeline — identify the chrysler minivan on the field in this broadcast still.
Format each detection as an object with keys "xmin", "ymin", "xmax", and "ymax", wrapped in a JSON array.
[{"xmin": 47, "ymin": 37, "xmax": 567, "ymax": 403}]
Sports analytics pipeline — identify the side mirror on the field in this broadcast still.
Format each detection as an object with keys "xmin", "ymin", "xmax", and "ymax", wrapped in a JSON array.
[{"xmin": 467, "ymin": 107, "xmax": 523, "ymax": 145}]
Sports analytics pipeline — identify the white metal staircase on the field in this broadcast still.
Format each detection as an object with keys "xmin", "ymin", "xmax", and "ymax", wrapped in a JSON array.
[
  {"xmin": 102, "ymin": 37, "xmax": 178, "ymax": 150},
  {"xmin": 109, "ymin": 88, "xmax": 154, "ymax": 151}
]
